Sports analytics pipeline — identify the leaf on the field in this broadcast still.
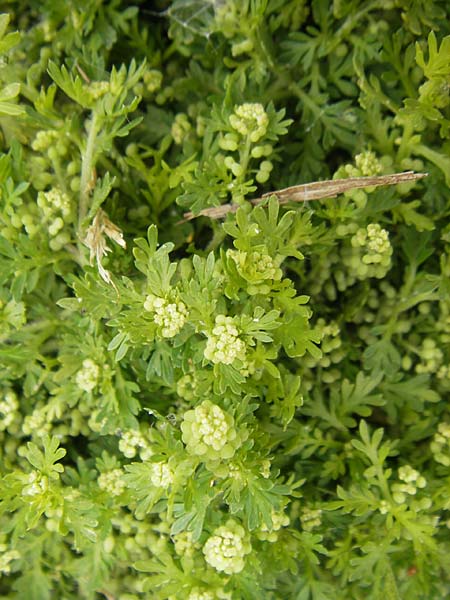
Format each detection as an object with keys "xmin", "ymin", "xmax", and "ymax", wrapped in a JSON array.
[
  {"xmin": 363, "ymin": 339, "xmax": 401, "ymax": 376},
  {"xmin": 47, "ymin": 61, "xmax": 93, "ymax": 108},
  {"xmin": 393, "ymin": 200, "xmax": 434, "ymax": 231},
  {"xmin": 24, "ymin": 436, "xmax": 66, "ymax": 479}
]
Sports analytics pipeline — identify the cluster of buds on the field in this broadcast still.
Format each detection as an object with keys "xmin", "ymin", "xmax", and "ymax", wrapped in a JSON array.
[
  {"xmin": 430, "ymin": 423, "xmax": 450, "ymax": 466},
  {"xmin": 202, "ymin": 519, "xmax": 251, "ymax": 574},
  {"xmin": 415, "ymin": 338, "xmax": 443, "ymax": 374},
  {"xmin": 118, "ymin": 428, "xmax": 152, "ymax": 460},
  {"xmin": 75, "ymin": 358, "xmax": 100, "ymax": 393},
  {"xmin": 148, "ymin": 461, "xmax": 173, "ymax": 489},
  {"xmin": 204, "ymin": 315, "xmax": 246, "ymax": 366},
  {"xmin": 144, "ymin": 294, "xmax": 188, "ymax": 338},
  {"xmin": 37, "ymin": 187, "xmax": 75, "ymax": 250},
  {"xmin": 343, "ymin": 223, "xmax": 393, "ymax": 280},
  {"xmin": 227, "ymin": 248, "xmax": 282, "ymax": 295},
  {"xmin": 229, "ymin": 103, "xmax": 268, "ymax": 142},
  {"xmin": 181, "ymin": 399, "xmax": 244, "ymax": 463},
  {"xmin": 256, "ymin": 509, "xmax": 290, "ymax": 542},
  {"xmin": 98, "ymin": 468, "xmax": 126, "ymax": 497},
  {"xmin": 301, "ymin": 507, "xmax": 322, "ymax": 531},
  {"xmin": 391, "ymin": 465, "xmax": 426, "ymax": 504}
]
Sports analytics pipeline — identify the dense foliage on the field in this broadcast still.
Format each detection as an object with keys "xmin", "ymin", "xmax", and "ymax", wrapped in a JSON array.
[{"xmin": 1, "ymin": 1, "xmax": 450, "ymax": 598}]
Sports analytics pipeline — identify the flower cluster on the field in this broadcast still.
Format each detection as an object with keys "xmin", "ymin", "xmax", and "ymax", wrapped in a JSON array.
[
  {"xmin": 36, "ymin": 187, "xmax": 75, "ymax": 250},
  {"xmin": 227, "ymin": 248, "xmax": 282, "ymax": 295},
  {"xmin": 204, "ymin": 315, "xmax": 246, "ymax": 365},
  {"xmin": 187, "ymin": 589, "xmax": 215, "ymax": 600},
  {"xmin": 256, "ymin": 509, "xmax": 290, "ymax": 542},
  {"xmin": 98, "ymin": 468, "xmax": 126, "ymax": 497},
  {"xmin": 171, "ymin": 113, "xmax": 191, "ymax": 145},
  {"xmin": 415, "ymin": 338, "xmax": 443, "ymax": 374},
  {"xmin": 144, "ymin": 294, "xmax": 188, "ymax": 338},
  {"xmin": 430, "ymin": 423, "xmax": 450, "ymax": 466},
  {"xmin": 0, "ymin": 536, "xmax": 19, "ymax": 575},
  {"xmin": 75, "ymin": 358, "xmax": 100, "ymax": 392},
  {"xmin": 354, "ymin": 151, "xmax": 383, "ymax": 177},
  {"xmin": 303, "ymin": 319, "xmax": 344, "ymax": 374},
  {"xmin": 343, "ymin": 223, "xmax": 392, "ymax": 280},
  {"xmin": 22, "ymin": 406, "xmax": 51, "ymax": 437},
  {"xmin": 22, "ymin": 471, "xmax": 49, "ymax": 496},
  {"xmin": 391, "ymin": 465, "xmax": 427, "ymax": 504},
  {"xmin": 44, "ymin": 506, "xmax": 63, "ymax": 533},
  {"xmin": 144, "ymin": 69, "xmax": 163, "ymax": 93},
  {"xmin": 301, "ymin": 507, "xmax": 323, "ymax": 531},
  {"xmin": 172, "ymin": 531, "xmax": 199, "ymax": 558},
  {"xmin": 334, "ymin": 151, "xmax": 385, "ymax": 207},
  {"xmin": 32, "ymin": 129, "xmax": 61, "ymax": 153},
  {"xmin": 202, "ymin": 520, "xmax": 251, "ymax": 574},
  {"xmin": 118, "ymin": 428, "xmax": 152, "ymax": 460},
  {"xmin": 88, "ymin": 81, "xmax": 110, "ymax": 100},
  {"xmin": 149, "ymin": 461, "xmax": 173, "ymax": 488},
  {"xmin": 181, "ymin": 400, "xmax": 243, "ymax": 462},
  {"xmin": 0, "ymin": 389, "xmax": 19, "ymax": 433},
  {"xmin": 229, "ymin": 103, "xmax": 269, "ymax": 142}
]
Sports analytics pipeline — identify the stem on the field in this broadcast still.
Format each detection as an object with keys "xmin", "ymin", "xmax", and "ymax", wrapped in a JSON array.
[
  {"xmin": 383, "ymin": 265, "xmax": 416, "ymax": 340},
  {"xmin": 238, "ymin": 135, "xmax": 253, "ymax": 185},
  {"xmin": 79, "ymin": 112, "xmax": 99, "ymax": 231}
]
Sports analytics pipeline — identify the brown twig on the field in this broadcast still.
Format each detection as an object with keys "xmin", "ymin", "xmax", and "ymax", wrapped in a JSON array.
[{"xmin": 182, "ymin": 171, "xmax": 427, "ymax": 221}]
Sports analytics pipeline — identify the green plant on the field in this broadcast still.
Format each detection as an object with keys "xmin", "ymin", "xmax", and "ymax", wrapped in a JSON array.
[{"xmin": 1, "ymin": 2, "xmax": 450, "ymax": 598}]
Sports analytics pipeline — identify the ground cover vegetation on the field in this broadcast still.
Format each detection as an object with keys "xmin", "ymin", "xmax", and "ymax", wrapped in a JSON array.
[{"xmin": 0, "ymin": 0, "xmax": 450, "ymax": 598}]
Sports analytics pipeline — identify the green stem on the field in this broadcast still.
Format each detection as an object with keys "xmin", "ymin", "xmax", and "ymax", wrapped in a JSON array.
[
  {"xmin": 78, "ymin": 112, "xmax": 99, "ymax": 231},
  {"xmin": 238, "ymin": 135, "xmax": 253, "ymax": 184},
  {"xmin": 383, "ymin": 265, "xmax": 417, "ymax": 340}
]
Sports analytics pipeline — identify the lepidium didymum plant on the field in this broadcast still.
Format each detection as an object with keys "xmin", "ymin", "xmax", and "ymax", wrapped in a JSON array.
[{"xmin": 1, "ymin": 2, "xmax": 450, "ymax": 599}]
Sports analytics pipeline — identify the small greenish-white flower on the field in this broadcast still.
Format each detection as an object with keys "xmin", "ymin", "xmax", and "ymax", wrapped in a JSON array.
[
  {"xmin": 345, "ymin": 223, "xmax": 392, "ymax": 279},
  {"xmin": 177, "ymin": 373, "xmax": 197, "ymax": 401},
  {"xmin": 98, "ymin": 468, "xmax": 126, "ymax": 496},
  {"xmin": 0, "ymin": 548, "xmax": 20, "ymax": 574},
  {"xmin": 181, "ymin": 400, "xmax": 243, "ymax": 462},
  {"xmin": 227, "ymin": 249, "xmax": 282, "ymax": 295},
  {"xmin": 118, "ymin": 429, "xmax": 150, "ymax": 459},
  {"xmin": 229, "ymin": 103, "xmax": 269, "ymax": 142},
  {"xmin": 45, "ymin": 506, "xmax": 63, "ymax": 532},
  {"xmin": 354, "ymin": 150, "xmax": 383, "ymax": 176},
  {"xmin": 437, "ymin": 364, "xmax": 450, "ymax": 381},
  {"xmin": 31, "ymin": 130, "xmax": 58, "ymax": 151},
  {"xmin": 171, "ymin": 113, "xmax": 191, "ymax": 145},
  {"xmin": 149, "ymin": 461, "xmax": 173, "ymax": 488},
  {"xmin": 415, "ymin": 338, "xmax": 443, "ymax": 374},
  {"xmin": 187, "ymin": 589, "xmax": 215, "ymax": 600},
  {"xmin": 22, "ymin": 407, "xmax": 51, "ymax": 436},
  {"xmin": 301, "ymin": 507, "xmax": 322, "ymax": 531},
  {"xmin": 430, "ymin": 423, "xmax": 450, "ymax": 466},
  {"xmin": 392, "ymin": 465, "xmax": 426, "ymax": 504},
  {"xmin": 144, "ymin": 69, "xmax": 163, "ymax": 93},
  {"xmin": 255, "ymin": 159, "xmax": 273, "ymax": 183},
  {"xmin": 173, "ymin": 531, "xmax": 198, "ymax": 557},
  {"xmin": 144, "ymin": 294, "xmax": 188, "ymax": 338},
  {"xmin": 88, "ymin": 81, "xmax": 110, "ymax": 100},
  {"xmin": 35, "ymin": 187, "xmax": 74, "ymax": 249},
  {"xmin": 37, "ymin": 188, "xmax": 72, "ymax": 219},
  {"xmin": 76, "ymin": 359, "xmax": 100, "ymax": 392},
  {"xmin": 0, "ymin": 390, "xmax": 19, "ymax": 431},
  {"xmin": 202, "ymin": 519, "xmax": 251, "ymax": 574},
  {"xmin": 218, "ymin": 132, "xmax": 239, "ymax": 152},
  {"xmin": 256, "ymin": 509, "xmax": 290, "ymax": 542},
  {"xmin": 204, "ymin": 315, "xmax": 246, "ymax": 365},
  {"xmin": 22, "ymin": 471, "xmax": 49, "ymax": 496}
]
